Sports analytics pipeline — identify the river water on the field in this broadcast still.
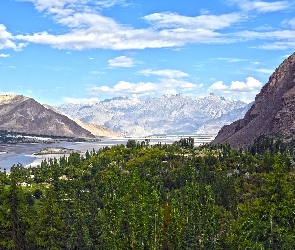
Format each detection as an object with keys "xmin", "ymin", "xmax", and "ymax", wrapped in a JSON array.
[{"xmin": 0, "ymin": 136, "xmax": 215, "ymax": 171}]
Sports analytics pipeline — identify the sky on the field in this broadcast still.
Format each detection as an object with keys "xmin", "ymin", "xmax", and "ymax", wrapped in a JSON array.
[{"xmin": 0, "ymin": 0, "xmax": 295, "ymax": 105}]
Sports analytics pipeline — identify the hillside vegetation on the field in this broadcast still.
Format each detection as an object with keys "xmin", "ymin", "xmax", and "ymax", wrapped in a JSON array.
[{"xmin": 1, "ymin": 136, "xmax": 295, "ymax": 249}]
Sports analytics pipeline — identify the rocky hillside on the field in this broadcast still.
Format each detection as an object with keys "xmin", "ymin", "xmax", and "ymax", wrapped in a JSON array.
[
  {"xmin": 56, "ymin": 93, "xmax": 248, "ymax": 136},
  {"xmin": 212, "ymin": 52, "xmax": 295, "ymax": 148},
  {"xmin": 0, "ymin": 95, "xmax": 95, "ymax": 138}
]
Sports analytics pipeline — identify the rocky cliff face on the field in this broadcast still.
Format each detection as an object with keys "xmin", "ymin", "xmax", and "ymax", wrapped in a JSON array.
[
  {"xmin": 0, "ymin": 95, "xmax": 95, "ymax": 138},
  {"xmin": 212, "ymin": 53, "xmax": 295, "ymax": 148}
]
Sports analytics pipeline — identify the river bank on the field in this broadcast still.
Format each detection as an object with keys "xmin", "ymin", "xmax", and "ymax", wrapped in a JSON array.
[{"xmin": 0, "ymin": 136, "xmax": 216, "ymax": 171}]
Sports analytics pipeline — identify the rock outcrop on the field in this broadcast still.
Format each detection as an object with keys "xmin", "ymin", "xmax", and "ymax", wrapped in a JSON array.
[
  {"xmin": 0, "ymin": 95, "xmax": 95, "ymax": 138},
  {"xmin": 212, "ymin": 53, "xmax": 295, "ymax": 148}
]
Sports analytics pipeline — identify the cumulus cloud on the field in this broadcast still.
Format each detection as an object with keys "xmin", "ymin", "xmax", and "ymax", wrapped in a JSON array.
[
  {"xmin": 0, "ymin": 53, "xmax": 10, "ymax": 57},
  {"xmin": 108, "ymin": 56, "xmax": 137, "ymax": 67},
  {"xmin": 63, "ymin": 97, "xmax": 100, "ymax": 104},
  {"xmin": 210, "ymin": 76, "xmax": 262, "ymax": 92},
  {"xmin": 90, "ymin": 81, "xmax": 159, "ymax": 96},
  {"xmin": 0, "ymin": 24, "xmax": 26, "ymax": 51},
  {"xmin": 208, "ymin": 76, "xmax": 263, "ymax": 102},
  {"xmin": 89, "ymin": 67, "xmax": 202, "ymax": 97}
]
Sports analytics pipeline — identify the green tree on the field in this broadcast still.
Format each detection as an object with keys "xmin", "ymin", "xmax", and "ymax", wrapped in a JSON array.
[{"xmin": 229, "ymin": 153, "xmax": 295, "ymax": 249}]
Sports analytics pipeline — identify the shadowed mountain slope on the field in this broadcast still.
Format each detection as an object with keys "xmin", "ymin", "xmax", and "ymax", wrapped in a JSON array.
[{"xmin": 212, "ymin": 53, "xmax": 295, "ymax": 148}]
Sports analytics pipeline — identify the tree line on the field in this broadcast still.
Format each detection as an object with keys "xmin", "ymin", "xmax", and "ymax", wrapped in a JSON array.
[{"xmin": 1, "ymin": 135, "xmax": 295, "ymax": 249}]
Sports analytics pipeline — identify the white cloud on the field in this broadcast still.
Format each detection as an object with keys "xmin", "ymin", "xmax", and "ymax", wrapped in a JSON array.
[
  {"xmin": 14, "ymin": 0, "xmax": 245, "ymax": 50},
  {"xmin": 63, "ymin": 97, "xmax": 100, "ymax": 104},
  {"xmin": 15, "ymin": 18, "xmax": 232, "ymax": 50},
  {"xmin": 237, "ymin": 0, "xmax": 290, "ymax": 13},
  {"xmin": 89, "ymin": 67, "xmax": 202, "ymax": 97},
  {"xmin": 214, "ymin": 57, "xmax": 246, "ymax": 63},
  {"xmin": 208, "ymin": 76, "xmax": 262, "ymax": 102},
  {"xmin": 255, "ymin": 41, "xmax": 295, "ymax": 50},
  {"xmin": 90, "ymin": 81, "xmax": 159, "ymax": 96},
  {"xmin": 108, "ymin": 56, "xmax": 137, "ymax": 67},
  {"xmin": 143, "ymin": 12, "xmax": 242, "ymax": 30},
  {"xmin": 236, "ymin": 30, "xmax": 295, "ymax": 50},
  {"xmin": 95, "ymin": 0, "xmax": 128, "ymax": 8},
  {"xmin": 253, "ymin": 68, "xmax": 274, "ymax": 74},
  {"xmin": 209, "ymin": 76, "xmax": 262, "ymax": 92},
  {"xmin": 23, "ymin": 0, "xmax": 79, "ymax": 12},
  {"xmin": 0, "ymin": 24, "xmax": 26, "ymax": 51},
  {"xmin": 11, "ymin": 0, "xmax": 293, "ymax": 52},
  {"xmin": 237, "ymin": 30, "xmax": 295, "ymax": 40},
  {"xmin": 139, "ymin": 69, "xmax": 189, "ymax": 78},
  {"xmin": 209, "ymin": 81, "xmax": 228, "ymax": 91},
  {"xmin": 0, "ymin": 53, "xmax": 10, "ymax": 57}
]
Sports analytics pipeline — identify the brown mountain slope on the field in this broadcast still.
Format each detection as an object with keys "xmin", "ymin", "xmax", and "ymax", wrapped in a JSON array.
[
  {"xmin": 212, "ymin": 52, "xmax": 295, "ymax": 148},
  {"xmin": 0, "ymin": 95, "xmax": 95, "ymax": 138},
  {"xmin": 43, "ymin": 104, "xmax": 123, "ymax": 138}
]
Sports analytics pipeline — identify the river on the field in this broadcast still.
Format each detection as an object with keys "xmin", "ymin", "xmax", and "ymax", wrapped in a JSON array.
[{"xmin": 0, "ymin": 136, "xmax": 215, "ymax": 171}]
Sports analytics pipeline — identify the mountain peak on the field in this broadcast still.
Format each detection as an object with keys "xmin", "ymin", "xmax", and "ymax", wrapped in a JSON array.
[
  {"xmin": 0, "ymin": 95, "xmax": 96, "ymax": 138},
  {"xmin": 0, "ymin": 94, "xmax": 28, "ymax": 104}
]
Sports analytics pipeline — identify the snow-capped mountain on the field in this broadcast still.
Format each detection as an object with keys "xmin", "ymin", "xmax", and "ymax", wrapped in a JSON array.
[
  {"xmin": 56, "ymin": 94, "xmax": 249, "ymax": 136},
  {"xmin": 195, "ymin": 102, "xmax": 254, "ymax": 134}
]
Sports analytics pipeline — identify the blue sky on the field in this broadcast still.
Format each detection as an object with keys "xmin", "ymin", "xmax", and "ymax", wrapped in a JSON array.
[{"xmin": 0, "ymin": 0, "xmax": 295, "ymax": 105}]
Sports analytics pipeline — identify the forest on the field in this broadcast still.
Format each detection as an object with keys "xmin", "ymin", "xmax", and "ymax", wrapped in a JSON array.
[{"xmin": 1, "ymin": 135, "xmax": 295, "ymax": 249}]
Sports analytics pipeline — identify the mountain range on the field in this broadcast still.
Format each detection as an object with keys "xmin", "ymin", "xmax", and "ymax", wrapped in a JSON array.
[
  {"xmin": 56, "ymin": 93, "xmax": 250, "ymax": 137},
  {"xmin": 2, "ymin": 52, "xmax": 295, "ymax": 144}
]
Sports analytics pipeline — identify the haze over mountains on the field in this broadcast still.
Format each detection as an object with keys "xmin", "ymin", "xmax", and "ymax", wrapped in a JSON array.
[
  {"xmin": 213, "ymin": 52, "xmax": 295, "ymax": 148},
  {"xmin": 57, "ymin": 93, "xmax": 249, "ymax": 137}
]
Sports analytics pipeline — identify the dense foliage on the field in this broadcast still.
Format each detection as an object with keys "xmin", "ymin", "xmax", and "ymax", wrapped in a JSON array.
[{"xmin": 1, "ymin": 136, "xmax": 295, "ymax": 249}]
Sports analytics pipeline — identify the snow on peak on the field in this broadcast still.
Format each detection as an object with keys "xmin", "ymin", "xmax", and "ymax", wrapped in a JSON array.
[{"xmin": 56, "ymin": 93, "xmax": 249, "ymax": 136}]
